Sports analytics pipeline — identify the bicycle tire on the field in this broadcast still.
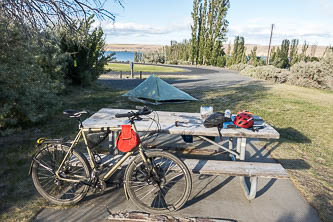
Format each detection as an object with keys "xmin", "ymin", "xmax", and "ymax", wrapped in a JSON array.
[
  {"xmin": 124, "ymin": 151, "xmax": 192, "ymax": 213},
  {"xmin": 31, "ymin": 144, "xmax": 91, "ymax": 205}
]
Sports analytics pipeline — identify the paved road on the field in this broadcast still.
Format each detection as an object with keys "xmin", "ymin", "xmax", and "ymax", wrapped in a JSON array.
[
  {"xmin": 99, "ymin": 65, "xmax": 253, "ymax": 91},
  {"xmin": 35, "ymin": 66, "xmax": 321, "ymax": 222}
]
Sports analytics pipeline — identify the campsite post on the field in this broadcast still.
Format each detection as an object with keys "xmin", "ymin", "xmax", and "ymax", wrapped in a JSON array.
[{"xmin": 130, "ymin": 62, "xmax": 134, "ymax": 78}]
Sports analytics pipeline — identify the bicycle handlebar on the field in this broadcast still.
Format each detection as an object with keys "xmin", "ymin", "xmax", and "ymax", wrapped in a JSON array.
[
  {"xmin": 115, "ymin": 106, "xmax": 152, "ymax": 118},
  {"xmin": 115, "ymin": 112, "xmax": 135, "ymax": 118}
]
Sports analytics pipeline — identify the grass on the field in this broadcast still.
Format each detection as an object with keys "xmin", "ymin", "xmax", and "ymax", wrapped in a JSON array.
[
  {"xmin": 105, "ymin": 63, "xmax": 187, "ymax": 73},
  {"xmin": 0, "ymin": 79, "xmax": 332, "ymax": 221}
]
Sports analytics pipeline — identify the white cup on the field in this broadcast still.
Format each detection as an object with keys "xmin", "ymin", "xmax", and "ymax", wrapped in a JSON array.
[{"xmin": 200, "ymin": 106, "xmax": 213, "ymax": 120}]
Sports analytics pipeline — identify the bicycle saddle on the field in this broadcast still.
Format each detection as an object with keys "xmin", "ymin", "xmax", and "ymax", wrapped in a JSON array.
[{"xmin": 63, "ymin": 110, "xmax": 88, "ymax": 117}]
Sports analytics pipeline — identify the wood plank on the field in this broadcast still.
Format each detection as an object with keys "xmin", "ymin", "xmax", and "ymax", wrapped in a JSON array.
[
  {"xmin": 183, "ymin": 159, "xmax": 289, "ymax": 179},
  {"xmin": 82, "ymin": 108, "xmax": 280, "ymax": 139},
  {"xmin": 147, "ymin": 145, "xmax": 226, "ymax": 155},
  {"xmin": 107, "ymin": 211, "xmax": 228, "ymax": 221}
]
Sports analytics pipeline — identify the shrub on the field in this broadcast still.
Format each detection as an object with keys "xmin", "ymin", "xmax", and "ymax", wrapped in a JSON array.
[
  {"xmin": 240, "ymin": 65, "xmax": 290, "ymax": 84},
  {"xmin": 216, "ymin": 56, "xmax": 226, "ymax": 67},
  {"xmin": 229, "ymin": 63, "xmax": 253, "ymax": 72},
  {"xmin": 290, "ymin": 61, "xmax": 333, "ymax": 90},
  {"xmin": 58, "ymin": 16, "xmax": 110, "ymax": 86},
  {"xmin": 0, "ymin": 19, "xmax": 62, "ymax": 131}
]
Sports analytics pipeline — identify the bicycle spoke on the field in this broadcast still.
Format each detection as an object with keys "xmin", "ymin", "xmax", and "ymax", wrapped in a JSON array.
[
  {"xmin": 134, "ymin": 183, "xmax": 149, "ymax": 192},
  {"xmin": 32, "ymin": 145, "xmax": 90, "ymax": 205},
  {"xmin": 138, "ymin": 186, "xmax": 158, "ymax": 201},
  {"xmin": 125, "ymin": 151, "xmax": 191, "ymax": 213}
]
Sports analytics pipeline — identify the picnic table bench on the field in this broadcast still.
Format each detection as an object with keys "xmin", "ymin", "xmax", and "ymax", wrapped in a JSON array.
[{"xmin": 82, "ymin": 108, "xmax": 288, "ymax": 200}]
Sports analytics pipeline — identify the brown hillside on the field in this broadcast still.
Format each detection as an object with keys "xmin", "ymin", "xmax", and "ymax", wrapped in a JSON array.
[{"xmin": 105, "ymin": 44, "xmax": 328, "ymax": 57}]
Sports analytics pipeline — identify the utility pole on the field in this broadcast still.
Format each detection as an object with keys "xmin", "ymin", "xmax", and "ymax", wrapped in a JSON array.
[{"xmin": 266, "ymin": 24, "xmax": 274, "ymax": 65}]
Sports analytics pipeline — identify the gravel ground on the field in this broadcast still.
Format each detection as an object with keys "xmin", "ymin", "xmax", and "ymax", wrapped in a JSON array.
[{"xmin": 99, "ymin": 64, "xmax": 253, "ymax": 91}]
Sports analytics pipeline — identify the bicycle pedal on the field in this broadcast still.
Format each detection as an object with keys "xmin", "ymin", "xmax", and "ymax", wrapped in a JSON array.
[{"xmin": 92, "ymin": 180, "xmax": 106, "ymax": 194}]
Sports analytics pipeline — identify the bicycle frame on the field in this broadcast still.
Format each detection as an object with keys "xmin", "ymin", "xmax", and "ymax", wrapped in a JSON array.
[{"xmin": 55, "ymin": 121, "xmax": 150, "ymax": 184}]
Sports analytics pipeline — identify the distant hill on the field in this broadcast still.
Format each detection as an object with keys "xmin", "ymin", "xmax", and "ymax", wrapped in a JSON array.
[
  {"xmin": 105, "ymin": 44, "xmax": 328, "ymax": 57},
  {"xmin": 104, "ymin": 44, "xmax": 163, "ymax": 53},
  {"xmin": 223, "ymin": 44, "xmax": 328, "ymax": 58}
]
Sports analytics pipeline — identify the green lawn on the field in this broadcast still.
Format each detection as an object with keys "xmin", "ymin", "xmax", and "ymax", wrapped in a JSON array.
[
  {"xmin": 105, "ymin": 63, "xmax": 187, "ymax": 73},
  {"xmin": 1, "ymin": 80, "xmax": 332, "ymax": 221}
]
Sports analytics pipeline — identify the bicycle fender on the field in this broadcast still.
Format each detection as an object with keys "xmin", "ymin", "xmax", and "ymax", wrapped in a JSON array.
[
  {"xmin": 123, "ymin": 183, "xmax": 130, "ymax": 200},
  {"xmin": 28, "ymin": 142, "xmax": 69, "ymax": 176},
  {"xmin": 28, "ymin": 145, "xmax": 45, "ymax": 175}
]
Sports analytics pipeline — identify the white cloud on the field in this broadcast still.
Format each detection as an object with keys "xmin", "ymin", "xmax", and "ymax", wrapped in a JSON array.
[
  {"xmin": 95, "ymin": 16, "xmax": 333, "ymax": 46},
  {"xmin": 228, "ymin": 18, "xmax": 333, "ymax": 46},
  {"xmin": 95, "ymin": 20, "xmax": 191, "ymax": 44}
]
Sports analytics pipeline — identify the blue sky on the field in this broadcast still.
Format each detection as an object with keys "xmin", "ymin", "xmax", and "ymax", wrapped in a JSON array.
[{"xmin": 97, "ymin": 0, "xmax": 333, "ymax": 46}]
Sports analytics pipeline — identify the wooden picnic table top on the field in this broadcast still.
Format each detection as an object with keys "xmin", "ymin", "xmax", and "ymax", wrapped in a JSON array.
[{"xmin": 82, "ymin": 108, "xmax": 280, "ymax": 139}]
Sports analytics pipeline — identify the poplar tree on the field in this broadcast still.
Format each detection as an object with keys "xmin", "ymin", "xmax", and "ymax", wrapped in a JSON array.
[
  {"xmin": 289, "ymin": 39, "xmax": 299, "ymax": 66},
  {"xmin": 272, "ymin": 39, "xmax": 290, "ymax": 68},
  {"xmin": 198, "ymin": 0, "xmax": 207, "ymax": 65},
  {"xmin": 211, "ymin": 0, "xmax": 229, "ymax": 65},
  {"xmin": 190, "ymin": 0, "xmax": 229, "ymax": 65},
  {"xmin": 190, "ymin": 0, "xmax": 200, "ymax": 64},
  {"xmin": 248, "ymin": 46, "xmax": 259, "ymax": 66},
  {"xmin": 231, "ymin": 36, "xmax": 246, "ymax": 65},
  {"xmin": 299, "ymin": 41, "xmax": 309, "ymax": 62}
]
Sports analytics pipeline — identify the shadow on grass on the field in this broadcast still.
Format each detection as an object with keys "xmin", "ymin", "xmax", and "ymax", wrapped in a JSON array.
[
  {"xmin": 277, "ymin": 127, "xmax": 312, "ymax": 143},
  {"xmin": 249, "ymin": 140, "xmax": 311, "ymax": 170}
]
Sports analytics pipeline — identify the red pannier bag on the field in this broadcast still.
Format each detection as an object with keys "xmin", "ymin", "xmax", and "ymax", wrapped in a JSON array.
[{"xmin": 116, "ymin": 125, "xmax": 140, "ymax": 152}]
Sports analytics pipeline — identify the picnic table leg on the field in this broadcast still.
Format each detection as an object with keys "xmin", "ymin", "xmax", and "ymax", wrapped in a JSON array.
[
  {"xmin": 240, "ymin": 176, "xmax": 258, "ymax": 200},
  {"xmin": 236, "ymin": 138, "xmax": 242, "ymax": 154},
  {"xmin": 237, "ymin": 137, "xmax": 258, "ymax": 200}
]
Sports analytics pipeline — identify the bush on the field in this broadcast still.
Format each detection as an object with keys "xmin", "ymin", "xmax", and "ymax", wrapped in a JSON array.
[
  {"xmin": 58, "ymin": 16, "xmax": 110, "ymax": 86},
  {"xmin": 0, "ymin": 19, "xmax": 62, "ymax": 131},
  {"xmin": 240, "ymin": 65, "xmax": 290, "ymax": 83},
  {"xmin": 229, "ymin": 63, "xmax": 253, "ymax": 71},
  {"xmin": 290, "ymin": 61, "xmax": 333, "ymax": 90},
  {"xmin": 216, "ymin": 56, "xmax": 226, "ymax": 67},
  {"xmin": 168, "ymin": 60, "xmax": 179, "ymax": 65}
]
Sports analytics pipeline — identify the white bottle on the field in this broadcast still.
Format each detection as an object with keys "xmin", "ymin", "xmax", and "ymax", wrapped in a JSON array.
[{"xmin": 224, "ymin": 109, "xmax": 231, "ymax": 119}]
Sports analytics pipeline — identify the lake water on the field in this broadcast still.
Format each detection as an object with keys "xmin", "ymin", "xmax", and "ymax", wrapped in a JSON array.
[{"xmin": 105, "ymin": 51, "xmax": 136, "ymax": 62}]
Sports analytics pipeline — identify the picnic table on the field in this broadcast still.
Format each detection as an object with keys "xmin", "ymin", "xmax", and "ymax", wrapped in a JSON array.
[{"xmin": 82, "ymin": 108, "xmax": 288, "ymax": 200}]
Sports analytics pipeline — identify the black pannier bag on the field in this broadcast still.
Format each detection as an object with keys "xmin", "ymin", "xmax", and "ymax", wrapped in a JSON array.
[
  {"xmin": 203, "ymin": 112, "xmax": 225, "ymax": 140},
  {"xmin": 203, "ymin": 112, "xmax": 224, "ymax": 128},
  {"xmin": 86, "ymin": 132, "xmax": 109, "ymax": 148}
]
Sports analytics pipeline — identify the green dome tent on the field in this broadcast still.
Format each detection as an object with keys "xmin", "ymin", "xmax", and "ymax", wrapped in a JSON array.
[{"xmin": 123, "ymin": 75, "xmax": 197, "ymax": 105}]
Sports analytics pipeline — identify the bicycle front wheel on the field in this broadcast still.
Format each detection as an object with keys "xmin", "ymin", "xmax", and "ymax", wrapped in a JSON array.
[
  {"xmin": 125, "ymin": 151, "xmax": 192, "ymax": 213},
  {"xmin": 31, "ymin": 144, "xmax": 91, "ymax": 205}
]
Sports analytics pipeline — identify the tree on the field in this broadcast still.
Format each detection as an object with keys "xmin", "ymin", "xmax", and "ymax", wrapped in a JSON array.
[
  {"xmin": 190, "ymin": 0, "xmax": 230, "ymax": 65},
  {"xmin": 299, "ymin": 41, "xmax": 309, "ymax": 62},
  {"xmin": 272, "ymin": 39, "xmax": 290, "ymax": 68},
  {"xmin": 231, "ymin": 36, "xmax": 246, "ymax": 65},
  {"xmin": 226, "ymin": 43, "xmax": 231, "ymax": 55},
  {"xmin": 190, "ymin": 0, "xmax": 201, "ymax": 64},
  {"xmin": 210, "ymin": 0, "xmax": 229, "ymax": 66},
  {"xmin": 58, "ymin": 16, "xmax": 111, "ymax": 85},
  {"xmin": 248, "ymin": 46, "xmax": 259, "ymax": 66},
  {"xmin": 0, "ymin": 0, "xmax": 122, "ymax": 29},
  {"xmin": 0, "ymin": 19, "xmax": 62, "ymax": 130},
  {"xmin": 289, "ymin": 39, "xmax": 299, "ymax": 66}
]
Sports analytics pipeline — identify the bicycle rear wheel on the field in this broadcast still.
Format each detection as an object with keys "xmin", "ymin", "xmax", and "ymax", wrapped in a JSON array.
[
  {"xmin": 31, "ymin": 144, "xmax": 91, "ymax": 205},
  {"xmin": 124, "ymin": 151, "xmax": 192, "ymax": 213}
]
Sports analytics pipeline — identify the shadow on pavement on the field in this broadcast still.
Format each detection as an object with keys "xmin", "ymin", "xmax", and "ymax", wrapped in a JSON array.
[{"xmin": 185, "ymin": 176, "xmax": 235, "ymax": 208}]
